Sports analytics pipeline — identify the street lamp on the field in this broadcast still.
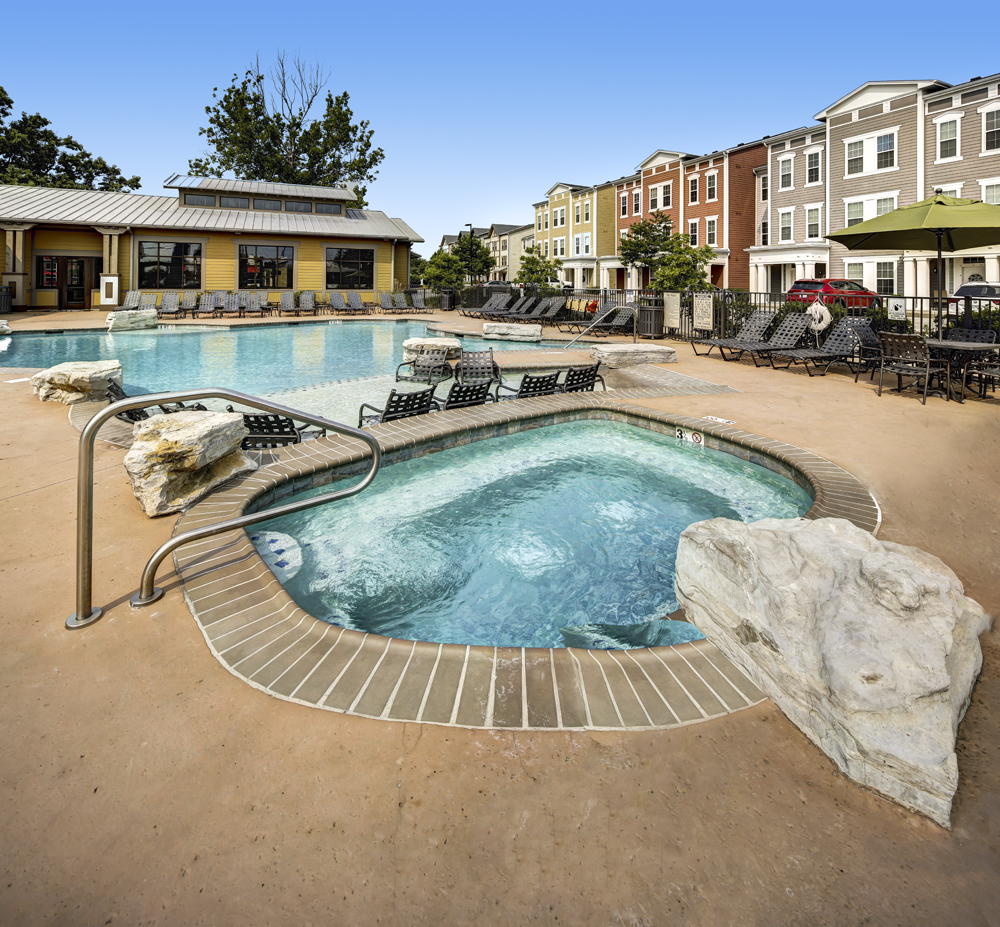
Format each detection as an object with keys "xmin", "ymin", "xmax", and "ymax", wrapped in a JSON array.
[{"xmin": 465, "ymin": 223, "xmax": 474, "ymax": 284}]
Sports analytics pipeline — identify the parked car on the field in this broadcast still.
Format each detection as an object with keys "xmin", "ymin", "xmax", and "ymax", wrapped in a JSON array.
[
  {"xmin": 948, "ymin": 282, "xmax": 1000, "ymax": 308},
  {"xmin": 786, "ymin": 279, "xmax": 882, "ymax": 310},
  {"xmin": 482, "ymin": 280, "xmax": 510, "ymax": 289}
]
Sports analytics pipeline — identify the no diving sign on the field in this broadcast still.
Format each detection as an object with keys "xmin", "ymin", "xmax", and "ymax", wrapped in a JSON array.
[{"xmin": 676, "ymin": 427, "xmax": 704, "ymax": 446}]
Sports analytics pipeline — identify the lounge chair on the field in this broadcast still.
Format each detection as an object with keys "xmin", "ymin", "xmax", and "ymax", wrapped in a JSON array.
[
  {"xmin": 435, "ymin": 379, "xmax": 495, "ymax": 411},
  {"xmin": 843, "ymin": 319, "xmax": 882, "ymax": 381},
  {"xmin": 691, "ymin": 309, "xmax": 776, "ymax": 357},
  {"xmin": 106, "ymin": 381, "xmax": 207, "ymax": 423},
  {"xmin": 278, "ymin": 292, "xmax": 298, "ymax": 316},
  {"xmin": 495, "ymin": 371, "xmax": 562, "ymax": 401},
  {"xmin": 180, "ymin": 291, "xmax": 198, "ymax": 312},
  {"xmin": 486, "ymin": 295, "xmax": 531, "ymax": 320},
  {"xmin": 539, "ymin": 298, "xmax": 567, "ymax": 325},
  {"xmin": 157, "ymin": 292, "xmax": 184, "ymax": 319},
  {"xmin": 359, "ymin": 386, "xmax": 438, "ymax": 427},
  {"xmin": 298, "ymin": 291, "xmax": 318, "ymax": 316},
  {"xmin": 560, "ymin": 363, "xmax": 606, "ymax": 392},
  {"xmin": 768, "ymin": 319, "xmax": 862, "ymax": 376},
  {"xmin": 556, "ymin": 302, "xmax": 620, "ymax": 334},
  {"xmin": 396, "ymin": 347, "xmax": 454, "ymax": 384},
  {"xmin": 378, "ymin": 292, "xmax": 393, "ymax": 312},
  {"xmin": 220, "ymin": 293, "xmax": 242, "ymax": 318},
  {"xmin": 243, "ymin": 292, "xmax": 267, "ymax": 317},
  {"xmin": 580, "ymin": 303, "xmax": 638, "ymax": 337},
  {"xmin": 347, "ymin": 292, "xmax": 371, "ymax": 315},
  {"xmin": 454, "ymin": 348, "xmax": 502, "ymax": 385},
  {"xmin": 717, "ymin": 313, "xmax": 811, "ymax": 365},
  {"xmin": 224, "ymin": 405, "xmax": 327, "ymax": 449},
  {"xmin": 138, "ymin": 293, "xmax": 157, "ymax": 310},
  {"xmin": 193, "ymin": 293, "xmax": 217, "ymax": 318},
  {"xmin": 213, "ymin": 291, "xmax": 227, "ymax": 310},
  {"xmin": 328, "ymin": 291, "xmax": 348, "ymax": 314},
  {"xmin": 877, "ymin": 332, "xmax": 946, "ymax": 405},
  {"xmin": 411, "ymin": 290, "xmax": 428, "ymax": 311},
  {"xmin": 461, "ymin": 293, "xmax": 506, "ymax": 319},
  {"xmin": 393, "ymin": 293, "xmax": 413, "ymax": 313},
  {"xmin": 120, "ymin": 290, "xmax": 141, "ymax": 309}
]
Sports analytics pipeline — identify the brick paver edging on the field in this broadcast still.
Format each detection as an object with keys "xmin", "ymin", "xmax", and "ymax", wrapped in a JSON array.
[{"xmin": 172, "ymin": 396, "xmax": 880, "ymax": 730}]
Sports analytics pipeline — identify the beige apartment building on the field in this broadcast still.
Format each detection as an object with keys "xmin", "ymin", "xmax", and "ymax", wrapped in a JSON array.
[{"xmin": 532, "ymin": 182, "xmax": 616, "ymax": 289}]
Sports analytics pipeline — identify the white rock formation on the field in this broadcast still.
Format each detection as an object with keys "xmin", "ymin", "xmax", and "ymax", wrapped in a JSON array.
[
  {"xmin": 31, "ymin": 360, "xmax": 122, "ymax": 404},
  {"xmin": 106, "ymin": 308, "xmax": 158, "ymax": 331},
  {"xmin": 675, "ymin": 516, "xmax": 988, "ymax": 828},
  {"xmin": 402, "ymin": 337, "xmax": 463, "ymax": 362},
  {"xmin": 589, "ymin": 344, "xmax": 677, "ymax": 367},
  {"xmin": 123, "ymin": 411, "xmax": 257, "ymax": 517},
  {"xmin": 483, "ymin": 322, "xmax": 542, "ymax": 342},
  {"xmin": 0, "ymin": 320, "xmax": 11, "ymax": 335}
]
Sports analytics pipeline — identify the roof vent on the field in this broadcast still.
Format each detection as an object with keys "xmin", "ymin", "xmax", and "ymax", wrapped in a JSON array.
[{"xmin": 971, "ymin": 76, "xmax": 982, "ymax": 81}]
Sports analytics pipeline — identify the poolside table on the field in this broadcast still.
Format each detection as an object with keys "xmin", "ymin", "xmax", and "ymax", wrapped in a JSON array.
[{"xmin": 923, "ymin": 340, "xmax": 997, "ymax": 402}]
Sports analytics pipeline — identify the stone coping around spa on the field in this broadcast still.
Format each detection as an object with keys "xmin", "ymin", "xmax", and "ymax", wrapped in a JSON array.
[{"xmin": 172, "ymin": 396, "xmax": 881, "ymax": 730}]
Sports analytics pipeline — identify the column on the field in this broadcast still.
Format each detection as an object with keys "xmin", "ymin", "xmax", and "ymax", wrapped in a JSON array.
[
  {"xmin": 903, "ymin": 258, "xmax": 916, "ymax": 299},
  {"xmin": 93, "ymin": 226, "xmax": 125, "ymax": 305},
  {"xmin": 985, "ymin": 254, "xmax": 1000, "ymax": 283},
  {"xmin": 1, "ymin": 224, "xmax": 32, "ymax": 308}
]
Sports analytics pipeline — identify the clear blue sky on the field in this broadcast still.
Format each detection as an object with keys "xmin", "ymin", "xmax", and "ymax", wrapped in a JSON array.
[{"xmin": 3, "ymin": 0, "xmax": 993, "ymax": 255}]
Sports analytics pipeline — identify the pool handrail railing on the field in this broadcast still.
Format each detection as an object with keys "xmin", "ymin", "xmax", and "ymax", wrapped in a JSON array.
[
  {"xmin": 67, "ymin": 388, "xmax": 382, "ymax": 630},
  {"xmin": 564, "ymin": 303, "xmax": 638, "ymax": 348}
]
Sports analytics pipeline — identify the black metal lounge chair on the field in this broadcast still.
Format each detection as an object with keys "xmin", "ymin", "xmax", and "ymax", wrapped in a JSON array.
[
  {"xmin": 106, "ymin": 381, "xmax": 207, "ymax": 423},
  {"xmin": 223, "ymin": 405, "xmax": 326, "ymax": 449},
  {"xmin": 157, "ymin": 292, "xmax": 184, "ymax": 319},
  {"xmin": 877, "ymin": 332, "xmax": 946, "ymax": 405},
  {"xmin": 539, "ymin": 298, "xmax": 567, "ymax": 325},
  {"xmin": 556, "ymin": 302, "xmax": 622, "ymax": 334},
  {"xmin": 560, "ymin": 363, "xmax": 606, "ymax": 392},
  {"xmin": 485, "ymin": 295, "xmax": 531, "ymax": 320},
  {"xmin": 769, "ymin": 319, "xmax": 862, "ymax": 376},
  {"xmin": 436, "ymin": 379, "xmax": 495, "ymax": 410},
  {"xmin": 718, "ymin": 313, "xmax": 812, "ymax": 365},
  {"xmin": 396, "ymin": 347, "xmax": 454, "ymax": 384},
  {"xmin": 691, "ymin": 309, "xmax": 776, "ymax": 357},
  {"xmin": 843, "ymin": 318, "xmax": 882, "ymax": 381},
  {"xmin": 459, "ymin": 293, "xmax": 501, "ymax": 319},
  {"xmin": 471, "ymin": 293, "xmax": 516, "ymax": 319},
  {"xmin": 393, "ymin": 292, "xmax": 414, "ymax": 313},
  {"xmin": 359, "ymin": 386, "xmax": 438, "ymax": 427},
  {"xmin": 193, "ymin": 293, "xmax": 217, "ymax": 318},
  {"xmin": 378, "ymin": 292, "xmax": 394, "ymax": 312},
  {"xmin": 586, "ymin": 303, "xmax": 638, "ymax": 337},
  {"xmin": 454, "ymin": 348, "xmax": 502, "ymax": 385},
  {"xmin": 495, "ymin": 371, "xmax": 562, "ymax": 400},
  {"xmin": 411, "ymin": 290, "xmax": 428, "ymax": 311},
  {"xmin": 347, "ymin": 292, "xmax": 373, "ymax": 315}
]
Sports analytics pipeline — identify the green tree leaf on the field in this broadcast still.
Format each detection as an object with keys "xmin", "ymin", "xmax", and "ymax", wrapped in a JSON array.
[
  {"xmin": 450, "ymin": 233, "xmax": 495, "ymax": 281},
  {"xmin": 422, "ymin": 249, "xmax": 466, "ymax": 290},
  {"xmin": 513, "ymin": 246, "xmax": 563, "ymax": 285}
]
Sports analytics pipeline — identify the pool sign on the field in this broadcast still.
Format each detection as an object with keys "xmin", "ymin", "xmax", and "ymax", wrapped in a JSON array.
[
  {"xmin": 693, "ymin": 294, "xmax": 714, "ymax": 330},
  {"xmin": 888, "ymin": 297, "xmax": 906, "ymax": 320},
  {"xmin": 664, "ymin": 292, "xmax": 681, "ymax": 329},
  {"xmin": 676, "ymin": 427, "xmax": 704, "ymax": 446}
]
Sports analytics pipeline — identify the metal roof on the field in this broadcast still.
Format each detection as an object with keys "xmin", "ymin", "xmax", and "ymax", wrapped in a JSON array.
[
  {"xmin": 0, "ymin": 184, "xmax": 423, "ymax": 243},
  {"xmin": 163, "ymin": 174, "xmax": 356, "ymax": 201}
]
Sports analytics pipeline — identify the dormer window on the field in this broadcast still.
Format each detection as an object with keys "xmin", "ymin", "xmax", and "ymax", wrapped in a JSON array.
[
  {"xmin": 220, "ymin": 196, "xmax": 249, "ymax": 209},
  {"xmin": 316, "ymin": 202, "xmax": 343, "ymax": 215},
  {"xmin": 254, "ymin": 199, "xmax": 281, "ymax": 211},
  {"xmin": 184, "ymin": 193, "xmax": 215, "ymax": 206},
  {"xmin": 285, "ymin": 201, "xmax": 312, "ymax": 213}
]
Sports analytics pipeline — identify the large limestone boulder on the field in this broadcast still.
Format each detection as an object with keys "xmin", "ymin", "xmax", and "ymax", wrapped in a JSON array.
[
  {"xmin": 124, "ymin": 411, "xmax": 257, "ymax": 517},
  {"xmin": 589, "ymin": 344, "xmax": 677, "ymax": 367},
  {"xmin": 483, "ymin": 322, "xmax": 542, "ymax": 342},
  {"xmin": 675, "ymin": 516, "xmax": 988, "ymax": 828},
  {"xmin": 31, "ymin": 360, "xmax": 122, "ymax": 404},
  {"xmin": 402, "ymin": 337, "xmax": 463, "ymax": 362},
  {"xmin": 106, "ymin": 308, "xmax": 158, "ymax": 331},
  {"xmin": 0, "ymin": 320, "xmax": 11, "ymax": 335}
]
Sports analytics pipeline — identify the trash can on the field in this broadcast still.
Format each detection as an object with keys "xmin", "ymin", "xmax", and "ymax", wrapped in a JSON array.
[
  {"xmin": 439, "ymin": 290, "xmax": 453, "ymax": 311},
  {"xmin": 638, "ymin": 305, "xmax": 664, "ymax": 339},
  {"xmin": 0, "ymin": 285, "xmax": 11, "ymax": 314}
]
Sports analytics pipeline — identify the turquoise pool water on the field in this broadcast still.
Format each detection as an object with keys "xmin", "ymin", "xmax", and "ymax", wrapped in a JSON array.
[
  {"xmin": 0, "ymin": 321, "xmax": 547, "ymax": 396},
  {"xmin": 252, "ymin": 421, "xmax": 813, "ymax": 649}
]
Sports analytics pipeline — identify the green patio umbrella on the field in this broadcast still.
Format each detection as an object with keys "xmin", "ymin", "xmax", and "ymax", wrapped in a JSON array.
[{"xmin": 826, "ymin": 192, "xmax": 1000, "ymax": 323}]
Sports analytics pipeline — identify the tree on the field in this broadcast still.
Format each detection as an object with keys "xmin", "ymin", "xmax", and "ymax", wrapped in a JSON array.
[
  {"xmin": 422, "ymin": 249, "xmax": 466, "ymax": 290},
  {"xmin": 0, "ymin": 87, "xmax": 140, "ymax": 191},
  {"xmin": 409, "ymin": 252, "xmax": 427, "ymax": 287},
  {"xmin": 619, "ymin": 211, "xmax": 675, "ymax": 276},
  {"xmin": 188, "ymin": 54, "xmax": 384, "ymax": 207},
  {"xmin": 650, "ymin": 235, "xmax": 718, "ymax": 292},
  {"xmin": 514, "ymin": 246, "xmax": 563, "ymax": 285},
  {"xmin": 451, "ymin": 233, "xmax": 494, "ymax": 282}
]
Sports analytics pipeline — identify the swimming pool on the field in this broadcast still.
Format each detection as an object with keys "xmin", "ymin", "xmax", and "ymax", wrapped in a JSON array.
[{"xmin": 250, "ymin": 421, "xmax": 813, "ymax": 650}]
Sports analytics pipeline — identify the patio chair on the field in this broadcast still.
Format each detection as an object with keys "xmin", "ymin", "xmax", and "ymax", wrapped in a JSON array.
[
  {"xmin": 180, "ymin": 291, "xmax": 199, "ymax": 312},
  {"xmin": 121, "ymin": 290, "xmax": 141, "ymax": 309},
  {"xmin": 220, "ymin": 293, "xmax": 242, "ymax": 318},
  {"xmin": 378, "ymin": 292, "xmax": 394, "ymax": 313},
  {"xmin": 157, "ymin": 292, "xmax": 184, "ymax": 319},
  {"xmin": 137, "ymin": 292, "xmax": 157, "ymax": 311},
  {"xmin": 347, "ymin": 292, "xmax": 371, "ymax": 315},
  {"xmin": 411, "ymin": 290, "xmax": 427, "ymax": 311},
  {"xmin": 359, "ymin": 386, "xmax": 438, "ymax": 427},
  {"xmin": 238, "ymin": 290, "xmax": 255, "ymax": 311},
  {"xmin": 454, "ymin": 348, "xmax": 502, "ymax": 385},
  {"xmin": 393, "ymin": 292, "xmax": 412, "ymax": 312},
  {"xmin": 435, "ymin": 379, "xmax": 495, "ymax": 411},
  {"xmin": 717, "ymin": 313, "xmax": 811, "ymax": 365},
  {"xmin": 556, "ymin": 301, "xmax": 619, "ymax": 334},
  {"xmin": 691, "ymin": 309, "xmax": 776, "ymax": 357},
  {"xmin": 495, "ymin": 370, "xmax": 562, "ymax": 401},
  {"xmin": 106, "ymin": 381, "xmax": 207, "ymax": 423},
  {"xmin": 539, "ymin": 298, "xmax": 567, "ymax": 325},
  {"xmin": 213, "ymin": 291, "xmax": 227, "ymax": 310},
  {"xmin": 193, "ymin": 293, "xmax": 217, "ymax": 318},
  {"xmin": 584, "ymin": 303, "xmax": 638, "ymax": 337},
  {"xmin": 298, "ymin": 291, "xmax": 318, "ymax": 316},
  {"xmin": 560, "ymin": 363, "xmax": 606, "ymax": 392},
  {"xmin": 843, "ymin": 319, "xmax": 882, "ymax": 381},
  {"xmin": 328, "ymin": 291, "xmax": 348, "ymax": 314},
  {"xmin": 278, "ymin": 292, "xmax": 298, "ymax": 316},
  {"xmin": 242, "ymin": 292, "xmax": 267, "ymax": 317},
  {"xmin": 224, "ymin": 405, "xmax": 327, "ymax": 449},
  {"xmin": 462, "ymin": 293, "xmax": 507, "ymax": 319},
  {"xmin": 877, "ymin": 332, "xmax": 946, "ymax": 405},
  {"xmin": 396, "ymin": 346, "xmax": 454, "ymax": 384},
  {"xmin": 768, "ymin": 319, "xmax": 862, "ymax": 376},
  {"xmin": 487, "ymin": 295, "xmax": 531, "ymax": 320}
]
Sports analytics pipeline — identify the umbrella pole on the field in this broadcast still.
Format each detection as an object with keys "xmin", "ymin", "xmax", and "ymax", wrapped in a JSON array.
[{"xmin": 936, "ymin": 231, "xmax": 944, "ymax": 337}]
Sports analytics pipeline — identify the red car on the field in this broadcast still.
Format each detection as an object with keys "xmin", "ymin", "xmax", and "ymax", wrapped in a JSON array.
[{"xmin": 786, "ymin": 278, "xmax": 882, "ymax": 310}]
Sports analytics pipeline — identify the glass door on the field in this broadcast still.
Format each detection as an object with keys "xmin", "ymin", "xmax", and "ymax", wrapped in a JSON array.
[{"xmin": 61, "ymin": 258, "xmax": 90, "ymax": 309}]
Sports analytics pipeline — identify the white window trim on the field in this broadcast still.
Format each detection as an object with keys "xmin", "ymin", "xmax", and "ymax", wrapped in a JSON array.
[
  {"xmin": 573, "ymin": 234, "xmax": 581, "ymax": 256},
  {"xmin": 804, "ymin": 203, "xmax": 823, "ymax": 240},
  {"xmin": 688, "ymin": 175, "xmax": 700, "ymax": 204},
  {"xmin": 632, "ymin": 190, "xmax": 641, "ymax": 215},
  {"xmin": 933, "ymin": 182, "xmax": 964, "ymax": 198},
  {"xmin": 778, "ymin": 208, "xmax": 794, "ymax": 243},
  {"xmin": 688, "ymin": 218, "xmax": 699, "ymax": 245},
  {"xmin": 662, "ymin": 181, "xmax": 673, "ymax": 208},
  {"xmin": 620, "ymin": 193, "xmax": 628, "ymax": 217},
  {"xmin": 841, "ymin": 125, "xmax": 902, "ymax": 179},
  {"xmin": 583, "ymin": 232, "xmax": 591, "ymax": 255},
  {"xmin": 976, "ymin": 175, "xmax": 1000, "ymax": 203},
  {"xmin": 804, "ymin": 145, "xmax": 824, "ymax": 187},
  {"xmin": 778, "ymin": 153, "xmax": 796, "ymax": 191},
  {"xmin": 705, "ymin": 170, "xmax": 719, "ymax": 202},
  {"xmin": 583, "ymin": 201, "xmax": 591, "ymax": 222},
  {"xmin": 705, "ymin": 215, "xmax": 719, "ymax": 246},
  {"xmin": 977, "ymin": 100, "xmax": 1000, "ymax": 158},
  {"xmin": 649, "ymin": 186, "xmax": 659, "ymax": 211},
  {"xmin": 844, "ymin": 256, "xmax": 897, "ymax": 294},
  {"xmin": 933, "ymin": 110, "xmax": 965, "ymax": 165},
  {"xmin": 842, "ymin": 189, "xmax": 901, "ymax": 225}
]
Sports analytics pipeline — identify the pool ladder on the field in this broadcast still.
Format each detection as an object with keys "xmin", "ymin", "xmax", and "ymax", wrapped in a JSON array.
[{"xmin": 67, "ymin": 388, "xmax": 382, "ymax": 629}]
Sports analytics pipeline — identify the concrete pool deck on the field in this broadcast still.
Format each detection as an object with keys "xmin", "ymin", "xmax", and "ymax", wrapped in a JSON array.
[{"xmin": 2, "ymin": 313, "xmax": 999, "ymax": 924}]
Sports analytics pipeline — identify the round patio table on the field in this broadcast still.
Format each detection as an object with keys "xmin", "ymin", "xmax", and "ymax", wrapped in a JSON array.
[{"xmin": 923, "ymin": 340, "xmax": 997, "ymax": 402}]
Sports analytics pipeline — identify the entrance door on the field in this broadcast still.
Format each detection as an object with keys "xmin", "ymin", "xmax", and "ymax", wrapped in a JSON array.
[
  {"xmin": 61, "ymin": 257, "xmax": 91, "ymax": 309},
  {"xmin": 769, "ymin": 265, "xmax": 783, "ymax": 293}
]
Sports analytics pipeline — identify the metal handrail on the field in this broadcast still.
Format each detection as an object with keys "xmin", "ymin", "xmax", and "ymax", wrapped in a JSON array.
[
  {"xmin": 67, "ymin": 388, "xmax": 382, "ymax": 630},
  {"xmin": 564, "ymin": 304, "xmax": 624, "ymax": 348}
]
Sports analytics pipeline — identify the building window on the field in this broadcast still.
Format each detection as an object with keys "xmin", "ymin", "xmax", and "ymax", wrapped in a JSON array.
[
  {"xmin": 220, "ymin": 196, "xmax": 249, "ymax": 209},
  {"xmin": 706, "ymin": 218, "xmax": 717, "ymax": 245},
  {"xmin": 846, "ymin": 202, "xmax": 864, "ymax": 226},
  {"xmin": 939, "ymin": 120, "xmax": 958, "ymax": 160},
  {"xmin": 663, "ymin": 182, "xmax": 671, "ymax": 207},
  {"xmin": 316, "ymin": 202, "xmax": 343, "ymax": 215},
  {"xmin": 876, "ymin": 261, "xmax": 895, "ymax": 296},
  {"xmin": 807, "ymin": 152, "xmax": 820, "ymax": 184},
  {"xmin": 35, "ymin": 256, "xmax": 58, "ymax": 288},
  {"xmin": 557, "ymin": 237, "xmax": 566, "ymax": 257},
  {"xmin": 558, "ymin": 207, "xmax": 566, "ymax": 226},
  {"xmin": 545, "ymin": 212, "xmax": 549, "ymax": 229},
  {"xmin": 239, "ymin": 244, "xmax": 293, "ymax": 289},
  {"xmin": 780, "ymin": 158, "xmax": 792, "ymax": 189},
  {"xmin": 253, "ymin": 198, "xmax": 281, "ymax": 210},
  {"xmin": 760, "ymin": 221, "xmax": 768, "ymax": 246},
  {"xmin": 544, "ymin": 241, "xmax": 549, "ymax": 256},
  {"xmin": 847, "ymin": 141, "xmax": 864, "ymax": 175},
  {"xmin": 501, "ymin": 239, "xmax": 507, "ymax": 250},
  {"xmin": 537, "ymin": 215, "xmax": 542, "ymax": 230},
  {"xmin": 138, "ymin": 241, "xmax": 202, "ymax": 289},
  {"xmin": 285, "ymin": 201, "xmax": 312, "ymax": 213},
  {"xmin": 574, "ymin": 235, "xmax": 581, "ymax": 256},
  {"xmin": 707, "ymin": 174, "xmax": 717, "ymax": 200},
  {"xmin": 325, "ymin": 247, "xmax": 374, "ymax": 290},
  {"xmin": 583, "ymin": 233, "xmax": 591, "ymax": 255},
  {"xmin": 761, "ymin": 174, "xmax": 768, "ymax": 200},
  {"xmin": 984, "ymin": 183, "xmax": 1000, "ymax": 205},
  {"xmin": 184, "ymin": 193, "xmax": 215, "ymax": 207},
  {"xmin": 876, "ymin": 197, "xmax": 895, "ymax": 216},
  {"xmin": 986, "ymin": 110, "xmax": 1000, "ymax": 152},
  {"xmin": 779, "ymin": 211, "xmax": 792, "ymax": 242},
  {"xmin": 846, "ymin": 263, "xmax": 863, "ymax": 282},
  {"xmin": 584, "ymin": 201, "xmax": 590, "ymax": 222},
  {"xmin": 650, "ymin": 187, "xmax": 658, "ymax": 211},
  {"xmin": 688, "ymin": 220, "xmax": 698, "ymax": 246},
  {"xmin": 575, "ymin": 204, "xmax": 581, "ymax": 224},
  {"xmin": 633, "ymin": 191, "xmax": 640, "ymax": 214},
  {"xmin": 876, "ymin": 134, "xmax": 895, "ymax": 169},
  {"xmin": 689, "ymin": 177, "xmax": 698, "ymax": 203},
  {"xmin": 620, "ymin": 194, "xmax": 628, "ymax": 217},
  {"xmin": 807, "ymin": 208, "xmax": 820, "ymax": 239}
]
